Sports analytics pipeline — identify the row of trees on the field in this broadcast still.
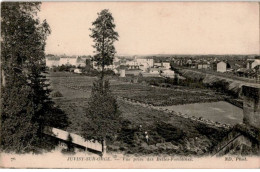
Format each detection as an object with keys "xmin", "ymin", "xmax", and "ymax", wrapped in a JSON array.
[{"xmin": 1, "ymin": 2, "xmax": 69, "ymax": 153}]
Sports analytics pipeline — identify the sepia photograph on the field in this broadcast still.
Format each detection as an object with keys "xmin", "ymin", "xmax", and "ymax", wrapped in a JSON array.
[{"xmin": 0, "ymin": 1, "xmax": 260, "ymax": 169}]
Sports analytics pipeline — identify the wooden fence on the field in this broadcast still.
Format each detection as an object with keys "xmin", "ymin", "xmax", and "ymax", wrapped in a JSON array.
[{"xmin": 43, "ymin": 127, "xmax": 104, "ymax": 154}]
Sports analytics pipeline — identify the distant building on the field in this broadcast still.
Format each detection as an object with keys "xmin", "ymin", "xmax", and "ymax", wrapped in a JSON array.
[
  {"xmin": 45, "ymin": 55, "xmax": 89, "ymax": 68},
  {"xmin": 59, "ymin": 56, "xmax": 77, "ymax": 66},
  {"xmin": 92, "ymin": 61, "xmax": 99, "ymax": 70},
  {"xmin": 126, "ymin": 60, "xmax": 138, "ymax": 66},
  {"xmin": 161, "ymin": 69, "xmax": 175, "ymax": 78},
  {"xmin": 154, "ymin": 62, "xmax": 162, "ymax": 67},
  {"xmin": 93, "ymin": 61, "xmax": 115, "ymax": 70},
  {"xmin": 136, "ymin": 58, "xmax": 154, "ymax": 70},
  {"xmin": 120, "ymin": 69, "xmax": 125, "ymax": 77},
  {"xmin": 197, "ymin": 63, "xmax": 210, "ymax": 70},
  {"xmin": 162, "ymin": 62, "xmax": 171, "ymax": 69},
  {"xmin": 74, "ymin": 68, "xmax": 82, "ymax": 74},
  {"xmin": 76, "ymin": 57, "xmax": 86, "ymax": 67},
  {"xmin": 104, "ymin": 65, "xmax": 114, "ymax": 70},
  {"xmin": 46, "ymin": 56, "xmax": 60, "ymax": 68},
  {"xmin": 213, "ymin": 61, "xmax": 227, "ymax": 73},
  {"xmin": 149, "ymin": 68, "xmax": 161, "ymax": 75},
  {"xmin": 247, "ymin": 59, "xmax": 260, "ymax": 69},
  {"xmin": 121, "ymin": 58, "xmax": 139, "ymax": 70}
]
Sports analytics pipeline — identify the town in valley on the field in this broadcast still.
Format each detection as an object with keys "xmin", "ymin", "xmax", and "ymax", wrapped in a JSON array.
[{"xmin": 1, "ymin": 2, "xmax": 260, "ymax": 167}]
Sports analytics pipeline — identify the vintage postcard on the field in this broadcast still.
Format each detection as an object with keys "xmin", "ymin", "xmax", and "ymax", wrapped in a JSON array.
[{"xmin": 0, "ymin": 1, "xmax": 260, "ymax": 169}]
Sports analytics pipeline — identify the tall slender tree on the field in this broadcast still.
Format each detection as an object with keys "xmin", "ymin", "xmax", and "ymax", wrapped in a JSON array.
[
  {"xmin": 84, "ymin": 9, "xmax": 121, "ymax": 143},
  {"xmin": 90, "ymin": 9, "xmax": 119, "ymax": 82}
]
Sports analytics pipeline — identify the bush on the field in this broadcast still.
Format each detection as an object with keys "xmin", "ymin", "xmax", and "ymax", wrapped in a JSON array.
[
  {"xmin": 156, "ymin": 122, "xmax": 185, "ymax": 142},
  {"xmin": 82, "ymin": 79, "xmax": 121, "ymax": 142},
  {"xmin": 195, "ymin": 123, "xmax": 228, "ymax": 144},
  {"xmin": 51, "ymin": 91, "xmax": 63, "ymax": 97},
  {"xmin": 203, "ymin": 79, "xmax": 239, "ymax": 98}
]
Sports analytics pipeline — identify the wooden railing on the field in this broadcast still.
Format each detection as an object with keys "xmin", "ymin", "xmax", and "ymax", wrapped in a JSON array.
[{"xmin": 43, "ymin": 127, "xmax": 104, "ymax": 153}]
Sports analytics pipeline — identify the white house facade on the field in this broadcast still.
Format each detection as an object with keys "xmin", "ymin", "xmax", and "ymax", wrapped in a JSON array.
[{"xmin": 217, "ymin": 61, "xmax": 227, "ymax": 73}]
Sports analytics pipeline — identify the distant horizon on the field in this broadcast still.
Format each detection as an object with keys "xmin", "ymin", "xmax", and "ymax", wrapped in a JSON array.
[{"xmin": 46, "ymin": 53, "xmax": 260, "ymax": 57}]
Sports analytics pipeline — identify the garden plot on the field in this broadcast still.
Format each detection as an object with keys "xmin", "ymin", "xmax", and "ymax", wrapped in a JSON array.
[
  {"xmin": 109, "ymin": 81, "xmax": 224, "ymax": 106},
  {"xmin": 48, "ymin": 72, "xmax": 223, "ymax": 106}
]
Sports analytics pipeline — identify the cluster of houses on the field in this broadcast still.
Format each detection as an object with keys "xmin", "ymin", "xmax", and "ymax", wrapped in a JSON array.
[
  {"xmin": 45, "ymin": 54, "xmax": 90, "ymax": 68},
  {"xmin": 173, "ymin": 57, "xmax": 260, "ymax": 79},
  {"xmin": 46, "ymin": 54, "xmax": 260, "ymax": 80},
  {"xmin": 93, "ymin": 56, "xmax": 175, "ymax": 78},
  {"xmin": 46, "ymin": 54, "xmax": 176, "ymax": 78}
]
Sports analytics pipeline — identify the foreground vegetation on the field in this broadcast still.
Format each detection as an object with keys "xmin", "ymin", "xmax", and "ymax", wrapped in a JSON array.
[
  {"xmin": 111, "ymin": 100, "xmax": 228, "ymax": 156},
  {"xmin": 47, "ymin": 71, "xmax": 229, "ymax": 155}
]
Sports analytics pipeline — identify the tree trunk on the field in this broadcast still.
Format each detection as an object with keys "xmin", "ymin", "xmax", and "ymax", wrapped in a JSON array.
[
  {"xmin": 101, "ymin": 29, "xmax": 105, "ymax": 92},
  {"xmin": 1, "ymin": 69, "xmax": 6, "ymax": 87}
]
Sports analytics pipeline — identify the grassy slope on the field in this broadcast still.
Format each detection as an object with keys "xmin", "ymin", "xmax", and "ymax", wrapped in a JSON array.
[{"xmin": 115, "ymin": 100, "xmax": 228, "ymax": 156}]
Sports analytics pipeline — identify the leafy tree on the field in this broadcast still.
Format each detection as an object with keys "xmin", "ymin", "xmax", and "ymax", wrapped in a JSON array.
[
  {"xmin": 1, "ymin": 2, "xmax": 69, "ymax": 153},
  {"xmin": 90, "ymin": 9, "xmax": 119, "ymax": 81}
]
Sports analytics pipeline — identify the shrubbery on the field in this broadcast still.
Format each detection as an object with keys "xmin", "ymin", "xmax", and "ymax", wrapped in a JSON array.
[
  {"xmin": 207, "ymin": 80, "xmax": 239, "ymax": 98},
  {"xmin": 156, "ymin": 122, "xmax": 185, "ymax": 142},
  {"xmin": 82, "ymin": 79, "xmax": 121, "ymax": 142},
  {"xmin": 52, "ymin": 65, "xmax": 76, "ymax": 72},
  {"xmin": 51, "ymin": 91, "xmax": 63, "ymax": 97}
]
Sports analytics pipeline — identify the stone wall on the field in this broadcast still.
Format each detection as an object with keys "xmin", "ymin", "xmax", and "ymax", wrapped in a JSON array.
[{"xmin": 242, "ymin": 86, "xmax": 260, "ymax": 129}]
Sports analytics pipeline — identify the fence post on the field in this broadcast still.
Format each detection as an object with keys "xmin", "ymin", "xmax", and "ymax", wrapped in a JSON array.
[{"xmin": 102, "ymin": 139, "xmax": 107, "ymax": 157}]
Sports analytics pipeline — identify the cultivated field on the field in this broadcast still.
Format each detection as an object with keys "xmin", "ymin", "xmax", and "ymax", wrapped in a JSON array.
[
  {"xmin": 48, "ymin": 72, "xmax": 224, "ymax": 106},
  {"xmin": 47, "ymin": 71, "xmax": 228, "ymax": 155}
]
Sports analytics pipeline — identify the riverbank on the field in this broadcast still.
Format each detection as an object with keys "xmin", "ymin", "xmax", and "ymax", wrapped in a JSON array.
[{"xmin": 158, "ymin": 101, "xmax": 243, "ymax": 126}]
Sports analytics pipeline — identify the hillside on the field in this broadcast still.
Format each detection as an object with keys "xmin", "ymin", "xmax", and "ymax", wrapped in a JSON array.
[{"xmin": 180, "ymin": 69, "xmax": 260, "ymax": 99}]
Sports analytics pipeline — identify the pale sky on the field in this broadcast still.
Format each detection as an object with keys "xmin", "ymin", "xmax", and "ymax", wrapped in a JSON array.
[{"xmin": 39, "ymin": 2, "xmax": 260, "ymax": 56}]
